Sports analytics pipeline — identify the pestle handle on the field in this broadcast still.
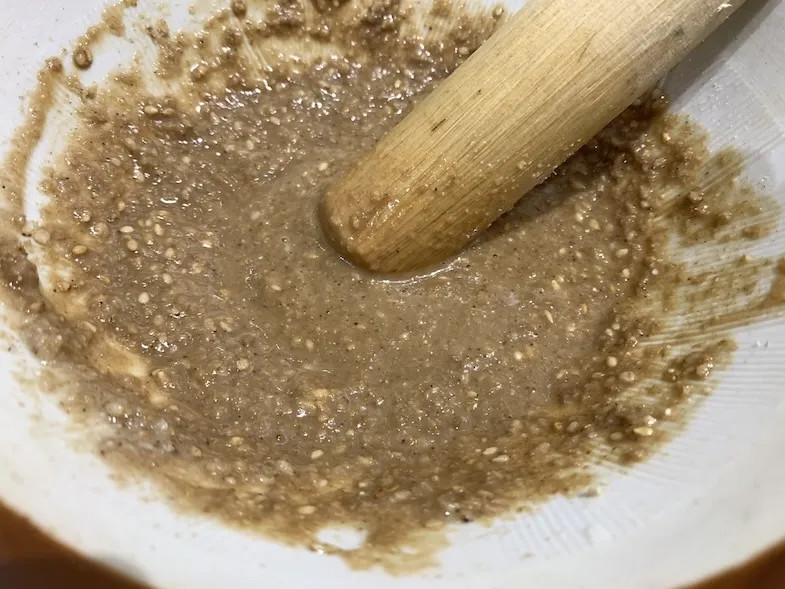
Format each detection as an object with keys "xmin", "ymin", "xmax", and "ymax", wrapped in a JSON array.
[{"xmin": 320, "ymin": 0, "xmax": 746, "ymax": 274}]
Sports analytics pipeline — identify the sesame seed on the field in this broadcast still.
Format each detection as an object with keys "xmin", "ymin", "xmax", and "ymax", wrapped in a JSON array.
[
  {"xmin": 298, "ymin": 505, "xmax": 316, "ymax": 515},
  {"xmin": 32, "ymin": 228, "xmax": 51, "ymax": 245},
  {"xmin": 394, "ymin": 489, "xmax": 411, "ymax": 500},
  {"xmin": 606, "ymin": 356, "xmax": 618, "ymax": 368},
  {"xmin": 72, "ymin": 245, "xmax": 88, "ymax": 256},
  {"xmin": 492, "ymin": 454, "xmax": 510, "ymax": 463},
  {"xmin": 236, "ymin": 358, "xmax": 250, "ymax": 370},
  {"xmin": 695, "ymin": 363, "xmax": 711, "ymax": 379},
  {"xmin": 105, "ymin": 401, "xmax": 125, "ymax": 417},
  {"xmin": 276, "ymin": 459, "xmax": 294, "ymax": 475},
  {"xmin": 619, "ymin": 371, "xmax": 637, "ymax": 383},
  {"xmin": 633, "ymin": 426, "xmax": 654, "ymax": 437},
  {"xmin": 126, "ymin": 239, "xmax": 139, "ymax": 251},
  {"xmin": 231, "ymin": 0, "xmax": 247, "ymax": 16},
  {"xmin": 151, "ymin": 369, "xmax": 168, "ymax": 386},
  {"xmin": 311, "ymin": 449, "xmax": 324, "ymax": 460},
  {"xmin": 544, "ymin": 310, "xmax": 554, "ymax": 324},
  {"xmin": 73, "ymin": 47, "xmax": 93, "ymax": 69},
  {"xmin": 317, "ymin": 162, "xmax": 329, "ymax": 172},
  {"xmin": 482, "ymin": 446, "xmax": 498, "ymax": 456},
  {"xmin": 120, "ymin": 225, "xmax": 135, "ymax": 234},
  {"xmin": 514, "ymin": 351, "xmax": 524, "ymax": 361},
  {"xmin": 138, "ymin": 292, "xmax": 150, "ymax": 304}
]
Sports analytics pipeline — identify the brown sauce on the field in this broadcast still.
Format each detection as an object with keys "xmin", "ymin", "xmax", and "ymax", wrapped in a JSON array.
[{"xmin": 0, "ymin": 0, "xmax": 783, "ymax": 574}]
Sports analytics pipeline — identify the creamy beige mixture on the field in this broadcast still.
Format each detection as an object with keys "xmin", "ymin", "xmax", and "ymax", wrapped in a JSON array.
[{"xmin": 0, "ymin": 0, "xmax": 783, "ymax": 571}]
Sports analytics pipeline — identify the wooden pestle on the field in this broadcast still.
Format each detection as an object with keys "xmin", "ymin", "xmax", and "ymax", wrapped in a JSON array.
[{"xmin": 320, "ymin": 0, "xmax": 746, "ymax": 274}]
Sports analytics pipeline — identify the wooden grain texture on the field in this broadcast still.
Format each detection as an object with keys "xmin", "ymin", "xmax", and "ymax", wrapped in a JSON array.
[{"xmin": 320, "ymin": 0, "xmax": 747, "ymax": 273}]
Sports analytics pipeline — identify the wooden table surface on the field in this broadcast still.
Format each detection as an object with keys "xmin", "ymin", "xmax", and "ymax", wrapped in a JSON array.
[{"xmin": 1, "ymin": 501, "xmax": 784, "ymax": 589}]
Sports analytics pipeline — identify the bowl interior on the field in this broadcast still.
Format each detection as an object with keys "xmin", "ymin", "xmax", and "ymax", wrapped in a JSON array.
[{"xmin": 0, "ymin": 1, "xmax": 784, "ymax": 588}]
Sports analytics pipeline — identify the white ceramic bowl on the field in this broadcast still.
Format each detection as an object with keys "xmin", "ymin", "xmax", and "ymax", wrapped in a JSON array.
[{"xmin": 0, "ymin": 1, "xmax": 784, "ymax": 588}]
